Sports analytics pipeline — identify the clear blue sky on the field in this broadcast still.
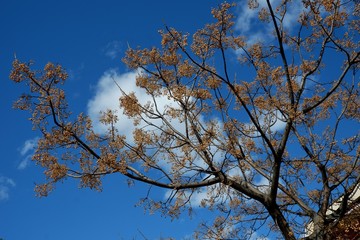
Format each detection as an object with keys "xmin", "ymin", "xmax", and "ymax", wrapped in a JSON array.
[{"xmin": 1, "ymin": 1, "xmax": 219, "ymax": 239}]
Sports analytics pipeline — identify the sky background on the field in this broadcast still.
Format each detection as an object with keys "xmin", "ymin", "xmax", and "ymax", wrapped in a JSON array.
[
  {"xmin": 1, "ymin": 1, "xmax": 357, "ymax": 240},
  {"xmin": 0, "ymin": 1, "xmax": 230, "ymax": 239}
]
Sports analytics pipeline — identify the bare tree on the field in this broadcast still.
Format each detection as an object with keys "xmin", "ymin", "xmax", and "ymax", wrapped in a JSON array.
[{"xmin": 10, "ymin": 1, "xmax": 360, "ymax": 239}]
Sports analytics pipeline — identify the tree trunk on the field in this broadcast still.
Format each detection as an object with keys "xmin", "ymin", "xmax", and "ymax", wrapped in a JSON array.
[{"xmin": 267, "ymin": 204, "xmax": 296, "ymax": 240}]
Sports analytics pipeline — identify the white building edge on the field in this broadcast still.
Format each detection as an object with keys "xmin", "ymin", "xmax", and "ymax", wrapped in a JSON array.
[{"xmin": 304, "ymin": 183, "xmax": 360, "ymax": 237}]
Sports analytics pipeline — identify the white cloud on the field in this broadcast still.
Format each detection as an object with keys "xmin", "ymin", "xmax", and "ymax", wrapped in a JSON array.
[
  {"xmin": 235, "ymin": 1, "xmax": 259, "ymax": 33},
  {"xmin": 0, "ymin": 187, "xmax": 10, "ymax": 201},
  {"xmin": 67, "ymin": 62, "xmax": 85, "ymax": 81},
  {"xmin": 235, "ymin": 0, "xmax": 305, "ymax": 45},
  {"xmin": 18, "ymin": 137, "xmax": 39, "ymax": 170},
  {"xmin": 164, "ymin": 188, "xmax": 209, "ymax": 208},
  {"xmin": 243, "ymin": 110, "xmax": 287, "ymax": 139},
  {"xmin": 254, "ymin": 176, "xmax": 270, "ymax": 194},
  {"xmin": 87, "ymin": 69, "xmax": 225, "ymax": 145},
  {"xmin": 0, "ymin": 176, "xmax": 16, "ymax": 201},
  {"xmin": 20, "ymin": 138, "xmax": 38, "ymax": 156},
  {"xmin": 0, "ymin": 176, "xmax": 16, "ymax": 187},
  {"xmin": 87, "ymin": 69, "xmax": 139, "ymax": 136},
  {"xmin": 260, "ymin": 110, "xmax": 287, "ymax": 133},
  {"xmin": 88, "ymin": 70, "xmax": 228, "ymax": 207},
  {"xmin": 235, "ymin": 0, "xmax": 274, "ymax": 45},
  {"xmin": 164, "ymin": 182, "xmax": 233, "ymax": 209},
  {"xmin": 103, "ymin": 41, "xmax": 122, "ymax": 59},
  {"xmin": 88, "ymin": 69, "xmax": 227, "ymax": 178},
  {"xmin": 281, "ymin": 1, "xmax": 305, "ymax": 30},
  {"xmin": 164, "ymin": 188, "xmax": 210, "ymax": 209},
  {"xmin": 18, "ymin": 155, "xmax": 32, "ymax": 170},
  {"xmin": 250, "ymin": 231, "xmax": 270, "ymax": 240},
  {"xmin": 87, "ymin": 69, "xmax": 183, "ymax": 141},
  {"xmin": 89, "ymin": 69, "xmax": 276, "ymax": 205}
]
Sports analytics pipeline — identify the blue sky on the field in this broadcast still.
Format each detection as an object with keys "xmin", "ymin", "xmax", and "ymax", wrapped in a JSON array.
[{"xmin": 1, "ymin": 1, "xmax": 220, "ymax": 239}]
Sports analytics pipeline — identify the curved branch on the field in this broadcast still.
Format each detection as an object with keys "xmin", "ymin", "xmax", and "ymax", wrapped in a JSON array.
[
  {"xmin": 124, "ymin": 166, "xmax": 221, "ymax": 190},
  {"xmin": 302, "ymin": 55, "xmax": 359, "ymax": 114}
]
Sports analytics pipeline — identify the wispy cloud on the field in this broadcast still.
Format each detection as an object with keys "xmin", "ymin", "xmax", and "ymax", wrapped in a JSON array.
[
  {"xmin": 164, "ymin": 188, "xmax": 210, "ymax": 208},
  {"xmin": 243, "ymin": 110, "xmax": 287, "ymax": 140},
  {"xmin": 20, "ymin": 138, "xmax": 38, "ymax": 156},
  {"xmin": 235, "ymin": 0, "xmax": 274, "ymax": 45},
  {"xmin": 164, "ymin": 182, "xmax": 235, "ymax": 210},
  {"xmin": 164, "ymin": 175, "xmax": 271, "ymax": 209},
  {"xmin": 0, "ymin": 176, "xmax": 16, "ymax": 201},
  {"xmin": 254, "ymin": 176, "xmax": 270, "ymax": 194},
  {"xmin": 259, "ymin": 110, "xmax": 287, "ymax": 133},
  {"xmin": 67, "ymin": 62, "xmax": 85, "ymax": 82},
  {"xmin": 103, "ymin": 41, "xmax": 122, "ymax": 59},
  {"xmin": 235, "ymin": 0, "xmax": 305, "ymax": 45},
  {"xmin": 18, "ymin": 137, "xmax": 38, "ymax": 170},
  {"xmin": 250, "ymin": 231, "xmax": 270, "ymax": 240}
]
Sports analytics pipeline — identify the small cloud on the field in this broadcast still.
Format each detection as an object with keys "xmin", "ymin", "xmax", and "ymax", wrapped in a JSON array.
[
  {"xmin": 250, "ymin": 231, "xmax": 269, "ymax": 240},
  {"xmin": 164, "ymin": 183, "xmax": 230, "ymax": 209},
  {"xmin": 235, "ymin": 0, "xmax": 273, "ymax": 45},
  {"xmin": 0, "ymin": 187, "xmax": 10, "ymax": 201},
  {"xmin": 263, "ymin": 110, "xmax": 287, "ymax": 133},
  {"xmin": 18, "ymin": 137, "xmax": 38, "ymax": 170},
  {"xmin": 0, "ymin": 176, "xmax": 16, "ymax": 201},
  {"xmin": 243, "ymin": 110, "xmax": 286, "ymax": 139},
  {"xmin": 254, "ymin": 176, "xmax": 270, "ymax": 194},
  {"xmin": 0, "ymin": 176, "xmax": 16, "ymax": 187},
  {"xmin": 164, "ymin": 188, "xmax": 209, "ymax": 208},
  {"xmin": 103, "ymin": 41, "xmax": 122, "ymax": 59},
  {"xmin": 67, "ymin": 62, "xmax": 85, "ymax": 81},
  {"xmin": 18, "ymin": 155, "xmax": 32, "ymax": 170},
  {"xmin": 235, "ymin": 0, "xmax": 305, "ymax": 45},
  {"xmin": 20, "ymin": 138, "xmax": 38, "ymax": 156}
]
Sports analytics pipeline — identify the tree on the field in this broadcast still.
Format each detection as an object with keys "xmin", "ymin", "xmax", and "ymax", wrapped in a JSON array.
[
  {"xmin": 328, "ymin": 204, "xmax": 360, "ymax": 239},
  {"xmin": 10, "ymin": 1, "xmax": 360, "ymax": 239}
]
